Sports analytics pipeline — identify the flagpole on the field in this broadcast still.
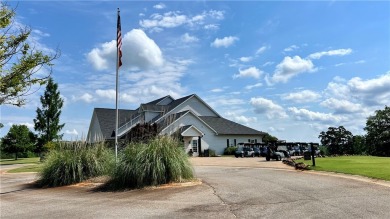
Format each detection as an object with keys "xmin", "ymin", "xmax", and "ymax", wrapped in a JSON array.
[{"xmin": 115, "ymin": 8, "xmax": 120, "ymax": 162}]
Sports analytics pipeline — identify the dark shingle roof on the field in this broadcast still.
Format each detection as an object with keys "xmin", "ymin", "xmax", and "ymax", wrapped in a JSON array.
[
  {"xmin": 144, "ymin": 95, "xmax": 170, "ymax": 105},
  {"xmin": 94, "ymin": 108, "xmax": 137, "ymax": 139},
  {"xmin": 199, "ymin": 116, "xmax": 266, "ymax": 135},
  {"xmin": 164, "ymin": 94, "xmax": 193, "ymax": 112},
  {"xmin": 157, "ymin": 111, "xmax": 189, "ymax": 132},
  {"xmin": 150, "ymin": 94, "xmax": 194, "ymax": 123}
]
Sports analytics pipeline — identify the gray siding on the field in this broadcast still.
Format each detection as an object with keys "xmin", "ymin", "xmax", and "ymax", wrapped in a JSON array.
[
  {"xmin": 87, "ymin": 112, "xmax": 103, "ymax": 142},
  {"xmin": 172, "ymin": 96, "xmax": 218, "ymax": 117}
]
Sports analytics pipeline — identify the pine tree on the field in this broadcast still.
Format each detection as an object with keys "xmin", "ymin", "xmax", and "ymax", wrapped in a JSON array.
[{"xmin": 34, "ymin": 77, "xmax": 64, "ymax": 153}]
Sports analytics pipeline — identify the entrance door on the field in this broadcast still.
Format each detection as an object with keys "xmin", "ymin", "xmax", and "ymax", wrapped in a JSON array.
[{"xmin": 192, "ymin": 140, "xmax": 198, "ymax": 156}]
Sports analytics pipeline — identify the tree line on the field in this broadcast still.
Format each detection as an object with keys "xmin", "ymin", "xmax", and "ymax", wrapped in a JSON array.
[
  {"xmin": 1, "ymin": 78, "xmax": 64, "ymax": 159},
  {"xmin": 319, "ymin": 106, "xmax": 390, "ymax": 156}
]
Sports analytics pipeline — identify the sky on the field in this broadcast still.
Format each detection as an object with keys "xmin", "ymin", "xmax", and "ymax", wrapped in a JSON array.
[{"xmin": 1, "ymin": 1, "xmax": 390, "ymax": 143}]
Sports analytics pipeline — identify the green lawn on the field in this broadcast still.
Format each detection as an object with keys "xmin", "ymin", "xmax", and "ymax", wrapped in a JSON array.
[
  {"xmin": 299, "ymin": 156, "xmax": 390, "ymax": 181},
  {"xmin": 0, "ymin": 157, "xmax": 41, "ymax": 173},
  {"xmin": 0, "ymin": 157, "xmax": 40, "ymax": 165},
  {"xmin": 7, "ymin": 164, "xmax": 42, "ymax": 173}
]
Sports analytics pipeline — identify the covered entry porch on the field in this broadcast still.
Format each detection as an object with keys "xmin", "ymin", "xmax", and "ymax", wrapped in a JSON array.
[{"xmin": 178, "ymin": 125, "xmax": 204, "ymax": 157}]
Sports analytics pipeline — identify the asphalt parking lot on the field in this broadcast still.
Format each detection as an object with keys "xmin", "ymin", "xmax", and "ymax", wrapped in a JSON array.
[{"xmin": 1, "ymin": 157, "xmax": 390, "ymax": 218}]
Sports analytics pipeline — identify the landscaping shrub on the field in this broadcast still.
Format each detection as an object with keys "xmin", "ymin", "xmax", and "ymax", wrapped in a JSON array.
[
  {"xmin": 108, "ymin": 136, "xmax": 194, "ymax": 189},
  {"xmin": 38, "ymin": 141, "xmax": 114, "ymax": 187},
  {"xmin": 224, "ymin": 146, "xmax": 238, "ymax": 155},
  {"xmin": 209, "ymin": 149, "xmax": 216, "ymax": 157}
]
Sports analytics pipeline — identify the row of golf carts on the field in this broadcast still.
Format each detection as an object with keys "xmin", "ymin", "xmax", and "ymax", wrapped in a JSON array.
[{"xmin": 234, "ymin": 141, "xmax": 320, "ymax": 161}]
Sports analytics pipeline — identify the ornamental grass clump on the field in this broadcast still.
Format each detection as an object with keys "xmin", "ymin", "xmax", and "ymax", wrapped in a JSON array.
[
  {"xmin": 38, "ymin": 141, "xmax": 114, "ymax": 187},
  {"xmin": 109, "ymin": 136, "xmax": 194, "ymax": 189}
]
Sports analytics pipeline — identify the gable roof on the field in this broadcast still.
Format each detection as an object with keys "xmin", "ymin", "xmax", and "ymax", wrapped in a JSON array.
[
  {"xmin": 94, "ymin": 108, "xmax": 137, "ymax": 140},
  {"xmin": 199, "ymin": 116, "xmax": 266, "ymax": 135},
  {"xmin": 158, "ymin": 110, "xmax": 218, "ymax": 134},
  {"xmin": 144, "ymin": 95, "xmax": 170, "ymax": 105},
  {"xmin": 155, "ymin": 94, "xmax": 221, "ymax": 123}
]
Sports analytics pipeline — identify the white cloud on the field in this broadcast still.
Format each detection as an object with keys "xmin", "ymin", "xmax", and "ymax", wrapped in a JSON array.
[
  {"xmin": 282, "ymin": 90, "xmax": 321, "ymax": 103},
  {"xmin": 324, "ymin": 81, "xmax": 350, "ymax": 99},
  {"xmin": 308, "ymin": 48, "xmax": 352, "ymax": 59},
  {"xmin": 320, "ymin": 98, "xmax": 362, "ymax": 114},
  {"xmin": 211, "ymin": 88, "xmax": 223, "ymax": 93},
  {"xmin": 288, "ymin": 107, "xmax": 346, "ymax": 123},
  {"xmin": 32, "ymin": 29, "xmax": 50, "ymax": 38},
  {"xmin": 233, "ymin": 67, "xmax": 262, "ymax": 79},
  {"xmin": 153, "ymin": 3, "xmax": 166, "ymax": 9},
  {"xmin": 347, "ymin": 72, "xmax": 390, "ymax": 105},
  {"xmin": 284, "ymin": 45, "xmax": 299, "ymax": 52},
  {"xmin": 271, "ymin": 56, "xmax": 316, "ymax": 83},
  {"xmin": 181, "ymin": 33, "xmax": 199, "ymax": 43},
  {"xmin": 87, "ymin": 29, "xmax": 163, "ymax": 71},
  {"xmin": 245, "ymin": 83, "xmax": 262, "ymax": 90},
  {"xmin": 211, "ymin": 36, "xmax": 238, "ymax": 48},
  {"xmin": 225, "ymin": 111, "xmax": 257, "ymax": 125},
  {"xmin": 239, "ymin": 56, "xmax": 252, "ymax": 62},
  {"xmin": 7, "ymin": 122, "xmax": 34, "ymax": 129},
  {"xmin": 268, "ymin": 127, "xmax": 285, "ymax": 132},
  {"xmin": 72, "ymin": 93, "xmax": 94, "ymax": 103},
  {"xmin": 140, "ymin": 12, "xmax": 187, "ymax": 29},
  {"xmin": 140, "ymin": 10, "xmax": 225, "ymax": 31},
  {"xmin": 80, "ymin": 93, "xmax": 94, "ymax": 103},
  {"xmin": 208, "ymin": 10, "xmax": 225, "ymax": 20},
  {"xmin": 204, "ymin": 24, "xmax": 219, "ymax": 30},
  {"xmin": 96, "ymin": 89, "xmax": 116, "ymax": 101},
  {"xmin": 216, "ymin": 98, "xmax": 245, "ymax": 106},
  {"xmin": 262, "ymin": 61, "xmax": 274, "ymax": 67},
  {"xmin": 250, "ymin": 97, "xmax": 287, "ymax": 119},
  {"xmin": 65, "ymin": 129, "xmax": 79, "ymax": 135},
  {"xmin": 255, "ymin": 46, "xmax": 268, "ymax": 55},
  {"xmin": 324, "ymin": 72, "xmax": 390, "ymax": 107}
]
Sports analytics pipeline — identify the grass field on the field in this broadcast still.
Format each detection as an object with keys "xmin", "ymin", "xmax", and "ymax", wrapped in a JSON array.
[
  {"xmin": 7, "ymin": 165, "xmax": 42, "ymax": 173},
  {"xmin": 299, "ymin": 156, "xmax": 390, "ymax": 181},
  {"xmin": 0, "ymin": 157, "xmax": 40, "ymax": 165},
  {"xmin": 0, "ymin": 157, "xmax": 41, "ymax": 173}
]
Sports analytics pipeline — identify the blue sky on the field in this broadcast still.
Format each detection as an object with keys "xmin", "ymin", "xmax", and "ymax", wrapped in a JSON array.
[{"xmin": 2, "ymin": 1, "xmax": 390, "ymax": 143}]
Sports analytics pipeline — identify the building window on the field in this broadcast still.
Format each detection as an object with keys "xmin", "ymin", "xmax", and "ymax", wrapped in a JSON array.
[
  {"xmin": 248, "ymin": 139, "xmax": 250, "ymax": 143},
  {"xmin": 234, "ymin": 139, "xmax": 237, "ymax": 146},
  {"xmin": 255, "ymin": 139, "xmax": 257, "ymax": 143},
  {"xmin": 192, "ymin": 140, "xmax": 198, "ymax": 153},
  {"xmin": 227, "ymin": 139, "xmax": 230, "ymax": 147}
]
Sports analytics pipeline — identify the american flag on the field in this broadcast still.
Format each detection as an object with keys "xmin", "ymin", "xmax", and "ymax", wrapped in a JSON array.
[{"xmin": 117, "ymin": 10, "xmax": 122, "ymax": 68}]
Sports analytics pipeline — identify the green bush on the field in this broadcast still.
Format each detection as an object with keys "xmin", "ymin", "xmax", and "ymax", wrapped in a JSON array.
[
  {"xmin": 209, "ymin": 149, "xmax": 216, "ymax": 157},
  {"xmin": 38, "ymin": 141, "xmax": 114, "ymax": 187},
  {"xmin": 108, "ymin": 136, "xmax": 194, "ymax": 189},
  {"xmin": 224, "ymin": 146, "xmax": 238, "ymax": 155},
  {"xmin": 319, "ymin": 145, "xmax": 328, "ymax": 156}
]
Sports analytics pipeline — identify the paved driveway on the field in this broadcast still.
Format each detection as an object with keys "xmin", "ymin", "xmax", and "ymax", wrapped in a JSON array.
[{"xmin": 1, "ymin": 158, "xmax": 390, "ymax": 218}]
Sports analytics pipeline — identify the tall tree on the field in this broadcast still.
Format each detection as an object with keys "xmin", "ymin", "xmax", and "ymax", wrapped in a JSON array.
[
  {"xmin": 319, "ymin": 126, "xmax": 353, "ymax": 155},
  {"xmin": 352, "ymin": 135, "xmax": 367, "ymax": 155},
  {"xmin": 0, "ymin": 4, "xmax": 59, "ymax": 107},
  {"xmin": 364, "ymin": 106, "xmax": 390, "ymax": 156},
  {"xmin": 1, "ymin": 124, "xmax": 35, "ymax": 160},
  {"xmin": 34, "ymin": 77, "xmax": 64, "ymax": 153},
  {"xmin": 262, "ymin": 133, "xmax": 278, "ymax": 145}
]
